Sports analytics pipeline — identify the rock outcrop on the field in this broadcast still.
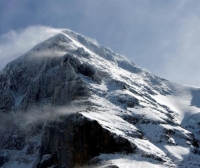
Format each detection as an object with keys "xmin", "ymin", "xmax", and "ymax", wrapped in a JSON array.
[{"xmin": 37, "ymin": 114, "xmax": 134, "ymax": 168}]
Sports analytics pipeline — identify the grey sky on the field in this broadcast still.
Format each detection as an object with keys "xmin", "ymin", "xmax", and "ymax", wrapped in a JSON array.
[{"xmin": 1, "ymin": 0, "xmax": 200, "ymax": 86}]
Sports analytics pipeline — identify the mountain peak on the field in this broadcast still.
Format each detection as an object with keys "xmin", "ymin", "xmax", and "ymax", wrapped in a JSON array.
[{"xmin": 1, "ymin": 29, "xmax": 200, "ymax": 167}]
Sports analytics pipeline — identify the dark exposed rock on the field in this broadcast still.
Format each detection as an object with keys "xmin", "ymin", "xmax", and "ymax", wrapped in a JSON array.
[
  {"xmin": 78, "ymin": 63, "xmax": 96, "ymax": 78},
  {"xmin": 141, "ymin": 153, "xmax": 166, "ymax": 162},
  {"xmin": 107, "ymin": 93, "xmax": 139, "ymax": 109},
  {"xmin": 192, "ymin": 139, "xmax": 199, "ymax": 148},
  {"xmin": 123, "ymin": 115, "xmax": 139, "ymax": 125},
  {"xmin": 37, "ymin": 153, "xmax": 59, "ymax": 168},
  {"xmin": 72, "ymin": 116, "xmax": 135, "ymax": 164},
  {"xmin": 63, "ymin": 54, "xmax": 81, "ymax": 73},
  {"xmin": 106, "ymin": 166, "xmax": 119, "ymax": 168},
  {"xmin": 73, "ymin": 47, "xmax": 90, "ymax": 58},
  {"xmin": 3, "ymin": 134, "xmax": 25, "ymax": 150},
  {"xmin": 37, "ymin": 114, "xmax": 135, "ymax": 168},
  {"xmin": 164, "ymin": 129, "xmax": 175, "ymax": 136},
  {"xmin": 0, "ymin": 155, "xmax": 8, "ymax": 167}
]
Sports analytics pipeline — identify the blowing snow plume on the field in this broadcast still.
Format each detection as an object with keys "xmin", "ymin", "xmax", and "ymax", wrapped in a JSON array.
[{"xmin": 0, "ymin": 26, "xmax": 64, "ymax": 70}]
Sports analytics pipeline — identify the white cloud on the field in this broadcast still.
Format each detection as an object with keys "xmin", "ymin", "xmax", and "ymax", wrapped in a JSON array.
[{"xmin": 0, "ymin": 25, "xmax": 63, "ymax": 70}]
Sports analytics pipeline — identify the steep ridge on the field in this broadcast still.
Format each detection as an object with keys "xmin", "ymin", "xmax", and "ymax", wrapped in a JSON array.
[{"xmin": 0, "ymin": 30, "xmax": 200, "ymax": 167}]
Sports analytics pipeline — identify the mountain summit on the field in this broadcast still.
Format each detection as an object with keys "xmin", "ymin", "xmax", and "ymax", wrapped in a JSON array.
[{"xmin": 1, "ymin": 29, "xmax": 200, "ymax": 168}]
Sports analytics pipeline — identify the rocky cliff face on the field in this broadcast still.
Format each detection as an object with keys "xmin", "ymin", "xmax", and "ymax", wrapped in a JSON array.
[
  {"xmin": 1, "ymin": 30, "xmax": 200, "ymax": 167},
  {"xmin": 0, "ymin": 34, "xmax": 90, "ymax": 112},
  {"xmin": 36, "ymin": 114, "xmax": 134, "ymax": 168}
]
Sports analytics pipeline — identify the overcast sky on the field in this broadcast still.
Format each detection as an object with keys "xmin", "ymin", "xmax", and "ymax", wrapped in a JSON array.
[{"xmin": 1, "ymin": 0, "xmax": 200, "ymax": 86}]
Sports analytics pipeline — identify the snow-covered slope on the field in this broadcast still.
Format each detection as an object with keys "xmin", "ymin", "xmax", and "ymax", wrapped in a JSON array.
[{"xmin": 1, "ymin": 29, "xmax": 200, "ymax": 167}]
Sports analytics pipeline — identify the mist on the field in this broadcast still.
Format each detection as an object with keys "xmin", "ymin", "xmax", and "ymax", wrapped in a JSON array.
[
  {"xmin": 0, "ymin": 25, "xmax": 62, "ymax": 70},
  {"xmin": 0, "ymin": 101, "xmax": 88, "ymax": 143}
]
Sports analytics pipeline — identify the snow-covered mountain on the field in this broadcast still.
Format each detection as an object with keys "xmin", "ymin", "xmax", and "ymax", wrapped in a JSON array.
[{"xmin": 1, "ymin": 29, "xmax": 200, "ymax": 168}]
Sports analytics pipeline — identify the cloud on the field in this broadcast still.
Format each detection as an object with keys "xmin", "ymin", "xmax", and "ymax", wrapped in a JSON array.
[
  {"xmin": 0, "ymin": 102, "xmax": 88, "ymax": 150},
  {"xmin": 23, "ymin": 101, "xmax": 87, "ymax": 126},
  {"xmin": 0, "ymin": 25, "xmax": 63, "ymax": 70},
  {"xmin": 0, "ymin": 100, "xmax": 88, "ymax": 137}
]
